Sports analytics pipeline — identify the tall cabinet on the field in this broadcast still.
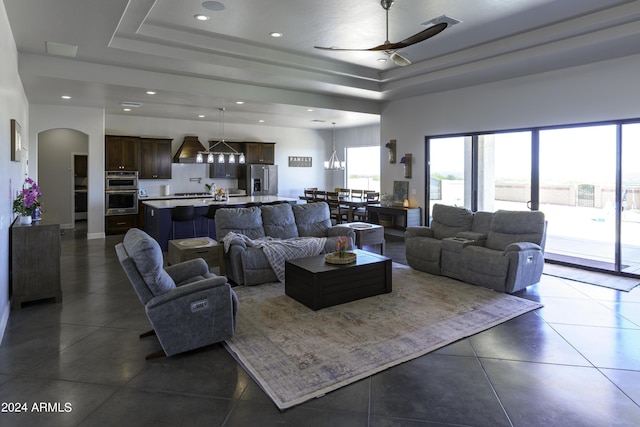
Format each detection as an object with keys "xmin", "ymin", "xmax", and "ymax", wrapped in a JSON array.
[{"xmin": 10, "ymin": 217, "xmax": 62, "ymax": 309}]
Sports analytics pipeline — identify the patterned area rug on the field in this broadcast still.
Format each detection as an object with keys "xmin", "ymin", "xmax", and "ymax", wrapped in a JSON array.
[
  {"xmin": 224, "ymin": 263, "xmax": 542, "ymax": 410},
  {"xmin": 543, "ymin": 263, "xmax": 639, "ymax": 292}
]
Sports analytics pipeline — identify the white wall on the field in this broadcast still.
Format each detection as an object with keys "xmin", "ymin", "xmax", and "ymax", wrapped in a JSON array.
[
  {"xmin": 380, "ymin": 53, "xmax": 640, "ymax": 213},
  {"xmin": 0, "ymin": 1, "xmax": 29, "ymax": 342},
  {"xmin": 30, "ymin": 105, "xmax": 105, "ymax": 239}
]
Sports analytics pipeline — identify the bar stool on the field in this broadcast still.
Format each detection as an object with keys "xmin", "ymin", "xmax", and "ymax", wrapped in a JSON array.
[
  {"xmin": 201, "ymin": 205, "xmax": 218, "ymax": 238},
  {"xmin": 171, "ymin": 205, "xmax": 196, "ymax": 239}
]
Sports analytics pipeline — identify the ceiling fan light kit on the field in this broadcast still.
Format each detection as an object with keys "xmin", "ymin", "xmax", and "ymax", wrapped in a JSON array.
[{"xmin": 314, "ymin": 0, "xmax": 450, "ymax": 66}]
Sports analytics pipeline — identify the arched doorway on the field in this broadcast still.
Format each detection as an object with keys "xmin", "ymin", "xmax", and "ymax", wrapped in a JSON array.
[{"xmin": 37, "ymin": 128, "xmax": 89, "ymax": 231}]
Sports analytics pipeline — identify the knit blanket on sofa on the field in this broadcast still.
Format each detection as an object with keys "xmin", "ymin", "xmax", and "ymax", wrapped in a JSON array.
[{"xmin": 222, "ymin": 232, "xmax": 327, "ymax": 282}]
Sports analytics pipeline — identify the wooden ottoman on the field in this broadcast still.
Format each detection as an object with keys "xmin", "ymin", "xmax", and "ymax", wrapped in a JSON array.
[{"xmin": 285, "ymin": 249, "xmax": 392, "ymax": 310}]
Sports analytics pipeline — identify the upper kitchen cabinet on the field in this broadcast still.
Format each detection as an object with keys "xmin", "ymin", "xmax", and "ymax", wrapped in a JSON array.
[
  {"xmin": 105, "ymin": 135, "xmax": 139, "ymax": 171},
  {"xmin": 209, "ymin": 141, "xmax": 242, "ymax": 178},
  {"xmin": 245, "ymin": 142, "xmax": 275, "ymax": 164},
  {"xmin": 139, "ymin": 137, "xmax": 172, "ymax": 179}
]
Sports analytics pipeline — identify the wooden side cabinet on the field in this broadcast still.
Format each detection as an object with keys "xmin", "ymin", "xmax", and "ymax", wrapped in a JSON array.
[{"xmin": 10, "ymin": 217, "xmax": 62, "ymax": 309}]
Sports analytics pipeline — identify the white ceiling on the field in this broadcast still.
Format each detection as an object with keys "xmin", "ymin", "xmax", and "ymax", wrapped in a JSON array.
[{"xmin": 5, "ymin": 0, "xmax": 640, "ymax": 129}]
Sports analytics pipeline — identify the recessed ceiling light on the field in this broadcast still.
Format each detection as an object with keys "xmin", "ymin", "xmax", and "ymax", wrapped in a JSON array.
[
  {"xmin": 269, "ymin": 32, "xmax": 283, "ymax": 38},
  {"xmin": 258, "ymin": 120, "xmax": 265, "ymax": 123},
  {"xmin": 61, "ymin": 95, "xmax": 71, "ymax": 99},
  {"xmin": 377, "ymin": 57, "xmax": 388, "ymax": 62},
  {"xmin": 123, "ymin": 108, "xmax": 131, "ymax": 112},
  {"xmin": 202, "ymin": 1, "xmax": 225, "ymax": 11},
  {"xmin": 146, "ymin": 90, "xmax": 156, "ymax": 95},
  {"xmin": 194, "ymin": 14, "xmax": 210, "ymax": 21},
  {"xmin": 198, "ymin": 114, "xmax": 205, "ymax": 118},
  {"xmin": 235, "ymin": 101, "xmax": 244, "ymax": 105},
  {"xmin": 306, "ymin": 108, "xmax": 314, "ymax": 112}
]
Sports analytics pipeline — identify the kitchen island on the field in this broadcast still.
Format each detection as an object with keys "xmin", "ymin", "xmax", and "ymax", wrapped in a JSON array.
[{"xmin": 142, "ymin": 195, "xmax": 297, "ymax": 251}]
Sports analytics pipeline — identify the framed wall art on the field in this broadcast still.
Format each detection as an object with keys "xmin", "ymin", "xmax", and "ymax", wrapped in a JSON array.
[
  {"xmin": 11, "ymin": 119, "xmax": 22, "ymax": 162},
  {"xmin": 288, "ymin": 156, "xmax": 312, "ymax": 167}
]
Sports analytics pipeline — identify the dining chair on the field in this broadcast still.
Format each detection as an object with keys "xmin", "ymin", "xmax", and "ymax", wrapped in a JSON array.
[
  {"xmin": 303, "ymin": 187, "xmax": 317, "ymax": 202},
  {"xmin": 353, "ymin": 192, "xmax": 380, "ymax": 222},
  {"xmin": 336, "ymin": 188, "xmax": 350, "ymax": 200},
  {"xmin": 313, "ymin": 190, "xmax": 327, "ymax": 202},
  {"xmin": 350, "ymin": 189, "xmax": 365, "ymax": 199},
  {"xmin": 326, "ymin": 191, "xmax": 346, "ymax": 224}
]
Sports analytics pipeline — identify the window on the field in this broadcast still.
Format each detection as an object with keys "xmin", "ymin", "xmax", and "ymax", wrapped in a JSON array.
[{"xmin": 346, "ymin": 146, "xmax": 380, "ymax": 191}]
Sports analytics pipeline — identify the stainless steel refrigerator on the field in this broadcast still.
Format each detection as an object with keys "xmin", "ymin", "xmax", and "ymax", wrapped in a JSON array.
[{"xmin": 242, "ymin": 164, "xmax": 278, "ymax": 196}]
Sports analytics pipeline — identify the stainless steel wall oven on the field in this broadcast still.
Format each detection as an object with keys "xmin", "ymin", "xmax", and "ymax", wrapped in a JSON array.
[{"xmin": 105, "ymin": 171, "xmax": 138, "ymax": 215}]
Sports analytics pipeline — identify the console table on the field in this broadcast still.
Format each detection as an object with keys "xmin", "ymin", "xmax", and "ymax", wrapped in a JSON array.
[
  {"xmin": 10, "ymin": 216, "xmax": 62, "ymax": 309},
  {"xmin": 367, "ymin": 205, "xmax": 421, "ymax": 230}
]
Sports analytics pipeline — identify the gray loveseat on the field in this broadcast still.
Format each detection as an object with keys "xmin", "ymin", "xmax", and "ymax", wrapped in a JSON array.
[
  {"xmin": 215, "ymin": 202, "xmax": 355, "ymax": 285},
  {"xmin": 405, "ymin": 204, "xmax": 546, "ymax": 293}
]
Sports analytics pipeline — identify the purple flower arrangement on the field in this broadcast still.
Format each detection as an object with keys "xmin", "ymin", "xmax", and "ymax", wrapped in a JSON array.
[
  {"xmin": 400, "ymin": 156, "xmax": 407, "ymax": 164},
  {"xmin": 335, "ymin": 236, "xmax": 349, "ymax": 257},
  {"xmin": 13, "ymin": 177, "xmax": 42, "ymax": 216}
]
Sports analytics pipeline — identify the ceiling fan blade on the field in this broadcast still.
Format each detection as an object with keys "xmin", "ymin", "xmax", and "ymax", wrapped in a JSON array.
[
  {"xmin": 369, "ymin": 22, "xmax": 448, "ymax": 51},
  {"xmin": 314, "ymin": 22, "xmax": 448, "ymax": 53},
  {"xmin": 313, "ymin": 46, "xmax": 372, "ymax": 52}
]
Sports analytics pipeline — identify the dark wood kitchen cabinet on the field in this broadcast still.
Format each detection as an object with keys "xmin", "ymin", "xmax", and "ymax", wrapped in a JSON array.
[
  {"xmin": 105, "ymin": 135, "xmax": 139, "ymax": 171},
  {"xmin": 209, "ymin": 142, "xmax": 242, "ymax": 178},
  {"xmin": 10, "ymin": 217, "xmax": 62, "ymax": 309},
  {"xmin": 139, "ymin": 137, "xmax": 172, "ymax": 179},
  {"xmin": 105, "ymin": 214, "xmax": 139, "ymax": 235},
  {"xmin": 244, "ymin": 142, "xmax": 275, "ymax": 164}
]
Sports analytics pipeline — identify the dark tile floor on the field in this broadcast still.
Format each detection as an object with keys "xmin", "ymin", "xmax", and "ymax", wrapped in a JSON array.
[{"xmin": 1, "ymin": 226, "xmax": 639, "ymax": 426}]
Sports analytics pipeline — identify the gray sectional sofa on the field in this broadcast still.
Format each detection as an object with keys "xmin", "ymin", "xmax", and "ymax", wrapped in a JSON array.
[
  {"xmin": 215, "ymin": 202, "xmax": 355, "ymax": 285},
  {"xmin": 405, "ymin": 204, "xmax": 546, "ymax": 293}
]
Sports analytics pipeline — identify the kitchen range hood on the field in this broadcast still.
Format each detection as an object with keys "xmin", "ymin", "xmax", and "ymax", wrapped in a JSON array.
[{"xmin": 172, "ymin": 136, "xmax": 207, "ymax": 163}]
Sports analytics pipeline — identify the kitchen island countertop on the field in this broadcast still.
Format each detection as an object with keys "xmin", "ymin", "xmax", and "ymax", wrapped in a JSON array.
[{"xmin": 142, "ymin": 195, "xmax": 297, "ymax": 209}]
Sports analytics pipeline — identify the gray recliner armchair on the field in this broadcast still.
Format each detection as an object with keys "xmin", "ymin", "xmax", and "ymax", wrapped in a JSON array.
[{"xmin": 116, "ymin": 228, "xmax": 238, "ymax": 359}]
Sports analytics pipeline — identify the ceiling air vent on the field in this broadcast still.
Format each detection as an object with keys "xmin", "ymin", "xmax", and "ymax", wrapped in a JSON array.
[{"xmin": 121, "ymin": 102, "xmax": 143, "ymax": 108}]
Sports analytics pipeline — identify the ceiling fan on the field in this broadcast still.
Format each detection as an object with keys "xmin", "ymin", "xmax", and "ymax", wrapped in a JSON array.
[{"xmin": 314, "ymin": 0, "xmax": 448, "ymax": 66}]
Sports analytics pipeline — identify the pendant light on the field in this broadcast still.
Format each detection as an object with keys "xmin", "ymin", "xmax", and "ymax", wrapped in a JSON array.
[
  {"xmin": 197, "ymin": 107, "xmax": 246, "ymax": 163},
  {"xmin": 216, "ymin": 108, "xmax": 226, "ymax": 164},
  {"xmin": 324, "ymin": 122, "xmax": 345, "ymax": 170}
]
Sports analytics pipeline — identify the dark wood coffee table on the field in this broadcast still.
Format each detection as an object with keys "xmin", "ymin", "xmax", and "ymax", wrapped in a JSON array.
[{"xmin": 285, "ymin": 249, "xmax": 392, "ymax": 310}]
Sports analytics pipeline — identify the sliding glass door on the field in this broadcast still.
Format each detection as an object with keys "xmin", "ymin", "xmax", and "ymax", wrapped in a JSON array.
[
  {"xmin": 539, "ymin": 125, "xmax": 617, "ymax": 269},
  {"xmin": 477, "ymin": 131, "xmax": 532, "ymax": 212},
  {"xmin": 621, "ymin": 124, "xmax": 640, "ymax": 274},
  {"xmin": 428, "ymin": 136, "xmax": 469, "ymax": 212}
]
